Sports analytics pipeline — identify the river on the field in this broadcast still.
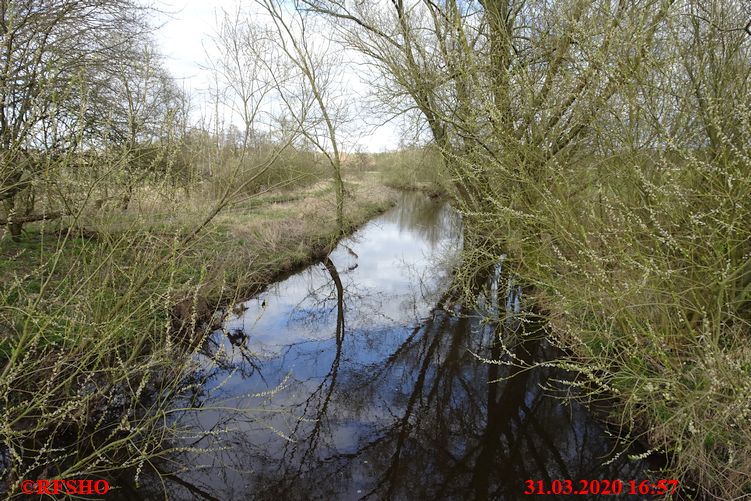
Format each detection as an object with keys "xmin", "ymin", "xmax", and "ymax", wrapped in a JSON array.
[{"xmin": 115, "ymin": 192, "xmax": 653, "ymax": 500}]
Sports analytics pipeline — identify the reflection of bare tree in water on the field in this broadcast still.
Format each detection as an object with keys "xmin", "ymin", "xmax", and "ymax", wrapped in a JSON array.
[
  {"xmin": 112, "ymin": 201, "xmax": 650, "ymax": 501},
  {"xmin": 281, "ymin": 256, "xmax": 346, "ymax": 468},
  {"xmin": 124, "ymin": 284, "xmax": 646, "ymax": 501},
  {"xmin": 198, "ymin": 326, "xmax": 265, "ymax": 381},
  {"xmin": 225, "ymin": 268, "xmax": 650, "ymax": 500}
]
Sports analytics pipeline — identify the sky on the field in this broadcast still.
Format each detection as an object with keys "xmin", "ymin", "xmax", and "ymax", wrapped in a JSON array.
[{"xmin": 152, "ymin": 0, "xmax": 400, "ymax": 152}]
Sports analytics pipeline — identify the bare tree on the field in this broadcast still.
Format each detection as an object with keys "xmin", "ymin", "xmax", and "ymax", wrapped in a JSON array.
[
  {"xmin": 101, "ymin": 40, "xmax": 184, "ymax": 209},
  {"xmin": 206, "ymin": 7, "xmax": 277, "ymax": 154},
  {"xmin": 259, "ymin": 0, "xmax": 348, "ymax": 234},
  {"xmin": 301, "ymin": 0, "xmax": 672, "ymax": 200},
  {"xmin": 0, "ymin": 0, "xmax": 152, "ymax": 238}
]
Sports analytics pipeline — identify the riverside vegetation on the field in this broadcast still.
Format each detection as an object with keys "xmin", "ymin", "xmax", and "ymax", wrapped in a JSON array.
[
  {"xmin": 2, "ymin": 0, "xmax": 750, "ymax": 499},
  {"xmin": 304, "ymin": 0, "xmax": 751, "ymax": 498},
  {"xmin": 0, "ymin": 1, "xmax": 395, "ymax": 494},
  {"xmin": 0, "ymin": 142, "xmax": 396, "ymax": 496}
]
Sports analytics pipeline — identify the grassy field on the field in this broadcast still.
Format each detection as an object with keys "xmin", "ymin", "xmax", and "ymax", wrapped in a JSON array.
[{"xmin": 0, "ymin": 170, "xmax": 396, "ymax": 496}]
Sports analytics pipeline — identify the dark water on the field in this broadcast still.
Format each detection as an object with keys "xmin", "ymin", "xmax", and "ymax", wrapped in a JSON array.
[{"xmin": 118, "ymin": 192, "xmax": 653, "ymax": 500}]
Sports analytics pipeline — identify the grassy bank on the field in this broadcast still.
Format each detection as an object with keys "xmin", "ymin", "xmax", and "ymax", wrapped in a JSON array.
[
  {"xmin": 0, "ymin": 171, "xmax": 396, "ymax": 497},
  {"xmin": 169, "ymin": 174, "xmax": 397, "ymax": 332}
]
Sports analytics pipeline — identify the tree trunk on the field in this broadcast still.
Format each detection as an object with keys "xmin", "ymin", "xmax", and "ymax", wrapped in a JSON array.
[
  {"xmin": 120, "ymin": 182, "xmax": 133, "ymax": 211},
  {"xmin": 3, "ymin": 197, "xmax": 23, "ymax": 241},
  {"xmin": 333, "ymin": 168, "xmax": 345, "ymax": 235}
]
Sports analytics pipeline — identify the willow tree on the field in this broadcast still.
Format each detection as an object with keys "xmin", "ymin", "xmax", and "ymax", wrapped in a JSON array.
[{"xmin": 301, "ymin": 0, "xmax": 674, "ymax": 287}]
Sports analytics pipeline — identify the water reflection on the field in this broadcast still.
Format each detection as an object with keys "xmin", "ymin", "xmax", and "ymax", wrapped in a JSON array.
[{"xmin": 115, "ymin": 192, "xmax": 651, "ymax": 500}]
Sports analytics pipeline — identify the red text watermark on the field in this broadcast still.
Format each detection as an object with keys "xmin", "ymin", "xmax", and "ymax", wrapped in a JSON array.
[
  {"xmin": 523, "ymin": 479, "xmax": 679, "ymax": 496},
  {"xmin": 20, "ymin": 479, "xmax": 110, "ymax": 496}
]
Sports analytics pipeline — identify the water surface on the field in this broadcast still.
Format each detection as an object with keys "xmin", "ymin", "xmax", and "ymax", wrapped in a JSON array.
[{"xmin": 119, "ymin": 192, "xmax": 652, "ymax": 500}]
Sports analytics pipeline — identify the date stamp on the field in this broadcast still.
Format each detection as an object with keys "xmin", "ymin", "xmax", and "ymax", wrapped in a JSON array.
[{"xmin": 524, "ymin": 479, "xmax": 679, "ymax": 496}]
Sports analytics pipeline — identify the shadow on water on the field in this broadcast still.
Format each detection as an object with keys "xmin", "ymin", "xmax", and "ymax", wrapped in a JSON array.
[{"xmin": 114, "ymin": 192, "xmax": 655, "ymax": 500}]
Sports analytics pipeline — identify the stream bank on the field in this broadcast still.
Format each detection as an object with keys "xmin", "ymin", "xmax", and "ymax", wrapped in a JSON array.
[
  {"xmin": 0, "ymin": 174, "xmax": 397, "ymax": 498},
  {"xmin": 168, "ymin": 175, "xmax": 399, "ymax": 338},
  {"xmin": 112, "ymin": 192, "xmax": 660, "ymax": 500}
]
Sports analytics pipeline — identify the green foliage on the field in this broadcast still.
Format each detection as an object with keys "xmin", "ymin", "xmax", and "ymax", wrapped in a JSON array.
[
  {"xmin": 451, "ymin": 99, "xmax": 751, "ymax": 501},
  {"xmin": 0, "ymin": 223, "xmax": 199, "ymax": 495}
]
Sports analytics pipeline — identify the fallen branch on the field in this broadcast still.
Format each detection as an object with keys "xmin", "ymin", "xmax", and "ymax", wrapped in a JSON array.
[{"xmin": 0, "ymin": 212, "xmax": 63, "ymax": 225}]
